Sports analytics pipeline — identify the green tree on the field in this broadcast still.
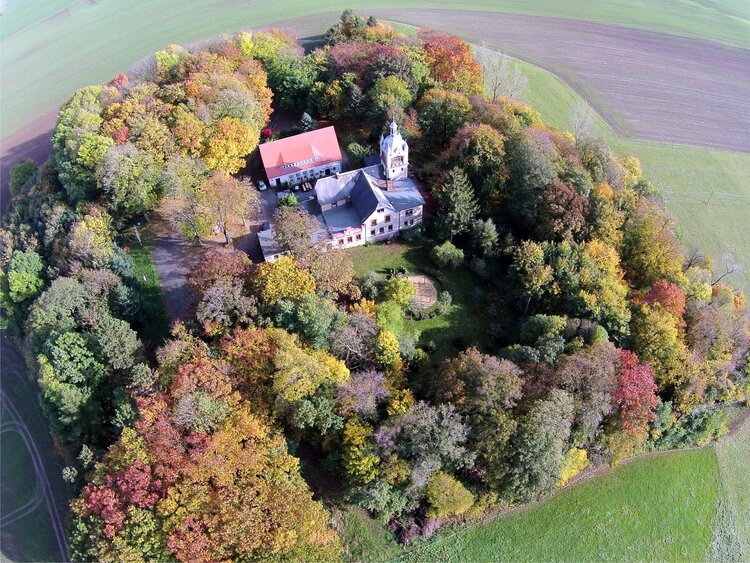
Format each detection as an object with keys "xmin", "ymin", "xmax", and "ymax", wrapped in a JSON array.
[
  {"xmin": 6, "ymin": 250, "xmax": 45, "ymax": 303},
  {"xmin": 369, "ymin": 76, "xmax": 413, "ymax": 117},
  {"xmin": 435, "ymin": 167, "xmax": 479, "ymax": 240},
  {"xmin": 276, "ymin": 293, "xmax": 344, "ymax": 349},
  {"xmin": 96, "ymin": 143, "xmax": 162, "ymax": 217},
  {"xmin": 9, "ymin": 160, "xmax": 37, "ymax": 196},
  {"xmin": 417, "ymin": 89, "xmax": 472, "ymax": 147},
  {"xmin": 507, "ymin": 130, "xmax": 558, "ymax": 227},
  {"xmin": 52, "ymin": 86, "xmax": 112, "ymax": 202},
  {"xmin": 502, "ymin": 389, "xmax": 574, "ymax": 502},
  {"xmin": 471, "ymin": 218, "xmax": 499, "ymax": 257},
  {"xmin": 446, "ymin": 124, "xmax": 507, "ymax": 206},
  {"xmin": 38, "ymin": 332, "xmax": 106, "ymax": 448},
  {"xmin": 92, "ymin": 314, "xmax": 141, "ymax": 371}
]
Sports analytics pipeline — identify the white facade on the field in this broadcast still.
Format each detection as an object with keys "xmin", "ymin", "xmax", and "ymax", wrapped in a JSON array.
[
  {"xmin": 380, "ymin": 120, "xmax": 409, "ymax": 180},
  {"xmin": 269, "ymin": 160, "xmax": 342, "ymax": 188}
]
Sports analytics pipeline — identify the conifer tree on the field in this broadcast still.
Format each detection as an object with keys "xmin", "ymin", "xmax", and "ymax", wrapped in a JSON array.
[{"xmin": 435, "ymin": 167, "xmax": 479, "ymax": 240}]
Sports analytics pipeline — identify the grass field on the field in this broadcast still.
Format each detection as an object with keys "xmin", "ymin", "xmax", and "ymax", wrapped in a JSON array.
[
  {"xmin": 337, "ymin": 418, "xmax": 750, "ymax": 562},
  {"xmin": 129, "ymin": 246, "xmax": 171, "ymax": 346},
  {"xmin": 710, "ymin": 417, "xmax": 750, "ymax": 560},
  {"xmin": 348, "ymin": 241, "xmax": 492, "ymax": 361},
  {"xmin": 401, "ymin": 447, "xmax": 720, "ymax": 562},
  {"xmin": 0, "ymin": 385, "xmax": 65, "ymax": 563}
]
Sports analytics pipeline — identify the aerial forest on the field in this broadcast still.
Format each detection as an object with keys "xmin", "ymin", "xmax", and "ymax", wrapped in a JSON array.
[{"xmin": 1, "ymin": 10, "xmax": 748, "ymax": 561}]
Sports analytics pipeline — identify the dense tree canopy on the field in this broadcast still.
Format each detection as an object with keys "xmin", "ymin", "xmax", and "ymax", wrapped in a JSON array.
[{"xmin": 4, "ymin": 11, "xmax": 748, "ymax": 558}]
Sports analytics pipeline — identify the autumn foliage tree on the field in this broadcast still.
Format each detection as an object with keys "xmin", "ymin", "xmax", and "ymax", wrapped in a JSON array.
[{"xmin": 419, "ymin": 30, "xmax": 484, "ymax": 94}]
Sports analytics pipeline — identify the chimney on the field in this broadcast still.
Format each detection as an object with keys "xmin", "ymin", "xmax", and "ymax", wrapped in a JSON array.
[{"xmin": 385, "ymin": 179, "xmax": 394, "ymax": 192}]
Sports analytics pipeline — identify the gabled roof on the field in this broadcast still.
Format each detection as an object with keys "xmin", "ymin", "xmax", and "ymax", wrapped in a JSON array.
[
  {"xmin": 314, "ymin": 164, "xmax": 382, "ymax": 206},
  {"xmin": 259, "ymin": 127, "xmax": 342, "ymax": 179},
  {"xmin": 351, "ymin": 172, "xmax": 394, "ymax": 222}
]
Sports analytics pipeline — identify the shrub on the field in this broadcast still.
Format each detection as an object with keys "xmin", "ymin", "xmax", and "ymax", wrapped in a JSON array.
[
  {"xmin": 401, "ymin": 224, "xmax": 424, "ymax": 242},
  {"xmin": 431, "ymin": 241, "xmax": 464, "ymax": 269},
  {"xmin": 359, "ymin": 270, "xmax": 385, "ymax": 299},
  {"xmin": 425, "ymin": 472, "xmax": 474, "ymax": 518},
  {"xmin": 351, "ymin": 479, "xmax": 408, "ymax": 523},
  {"xmin": 9, "ymin": 160, "xmax": 37, "ymax": 195},
  {"xmin": 277, "ymin": 193, "xmax": 299, "ymax": 207},
  {"xmin": 557, "ymin": 448, "xmax": 589, "ymax": 486}
]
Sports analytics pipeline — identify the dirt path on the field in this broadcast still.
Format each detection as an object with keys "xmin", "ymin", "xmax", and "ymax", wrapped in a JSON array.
[{"xmin": 145, "ymin": 212, "xmax": 200, "ymax": 323}]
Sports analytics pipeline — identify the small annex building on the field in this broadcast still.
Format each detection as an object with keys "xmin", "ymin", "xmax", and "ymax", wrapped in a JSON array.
[
  {"xmin": 259, "ymin": 126, "xmax": 343, "ymax": 187},
  {"xmin": 259, "ymin": 121, "xmax": 424, "ymax": 261}
]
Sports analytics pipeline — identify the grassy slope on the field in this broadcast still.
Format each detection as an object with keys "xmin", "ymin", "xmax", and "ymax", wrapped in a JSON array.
[
  {"xmin": 402, "ymin": 448, "xmax": 719, "ymax": 562},
  {"xmin": 2, "ymin": 0, "xmax": 749, "ymax": 139},
  {"xmin": 711, "ymin": 418, "xmax": 750, "ymax": 560},
  {"xmin": 508, "ymin": 56, "xmax": 750, "ymax": 290}
]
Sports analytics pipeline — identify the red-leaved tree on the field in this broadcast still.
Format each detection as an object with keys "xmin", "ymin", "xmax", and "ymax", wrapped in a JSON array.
[{"xmin": 615, "ymin": 350, "xmax": 659, "ymax": 433}]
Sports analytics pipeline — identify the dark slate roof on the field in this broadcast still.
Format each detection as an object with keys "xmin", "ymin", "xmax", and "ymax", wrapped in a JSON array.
[
  {"xmin": 312, "ymin": 162, "xmax": 424, "ymax": 232},
  {"xmin": 383, "ymin": 178, "xmax": 426, "ymax": 211},
  {"xmin": 258, "ymin": 228, "xmax": 286, "ymax": 260},
  {"xmin": 314, "ymin": 164, "xmax": 382, "ymax": 206},
  {"xmin": 322, "ymin": 205, "xmax": 362, "ymax": 233},
  {"xmin": 350, "ymin": 173, "xmax": 394, "ymax": 222}
]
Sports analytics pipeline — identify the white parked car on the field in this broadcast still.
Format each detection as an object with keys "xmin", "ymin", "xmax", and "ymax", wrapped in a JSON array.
[{"xmin": 258, "ymin": 180, "xmax": 268, "ymax": 191}]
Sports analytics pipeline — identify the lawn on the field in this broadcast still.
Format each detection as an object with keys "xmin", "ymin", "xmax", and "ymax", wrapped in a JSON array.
[
  {"xmin": 348, "ymin": 241, "xmax": 493, "ymax": 360},
  {"xmin": 401, "ymin": 447, "xmax": 719, "ymax": 562},
  {"xmin": 710, "ymin": 415, "xmax": 750, "ymax": 560},
  {"xmin": 129, "ymin": 246, "xmax": 171, "ymax": 346}
]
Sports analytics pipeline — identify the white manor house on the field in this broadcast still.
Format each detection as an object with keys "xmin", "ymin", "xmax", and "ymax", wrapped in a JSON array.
[{"xmin": 259, "ymin": 121, "xmax": 425, "ymax": 261}]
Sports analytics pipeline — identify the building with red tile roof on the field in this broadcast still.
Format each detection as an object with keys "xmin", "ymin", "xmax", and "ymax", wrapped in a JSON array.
[{"xmin": 259, "ymin": 126, "xmax": 343, "ymax": 187}]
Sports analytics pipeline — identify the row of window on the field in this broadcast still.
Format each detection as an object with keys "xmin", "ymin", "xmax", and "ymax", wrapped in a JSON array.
[
  {"xmin": 337, "ymin": 233, "xmax": 363, "ymax": 246},
  {"xmin": 370, "ymin": 225, "xmax": 395, "ymax": 236}
]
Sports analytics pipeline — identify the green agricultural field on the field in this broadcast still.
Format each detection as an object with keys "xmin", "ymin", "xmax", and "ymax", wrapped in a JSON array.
[
  {"xmin": 2, "ymin": 0, "xmax": 749, "ymax": 141},
  {"xmin": 348, "ymin": 241, "xmax": 492, "ymax": 360}
]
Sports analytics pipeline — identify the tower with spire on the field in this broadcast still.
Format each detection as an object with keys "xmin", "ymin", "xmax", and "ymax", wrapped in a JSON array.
[{"xmin": 379, "ymin": 119, "xmax": 409, "ymax": 180}]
